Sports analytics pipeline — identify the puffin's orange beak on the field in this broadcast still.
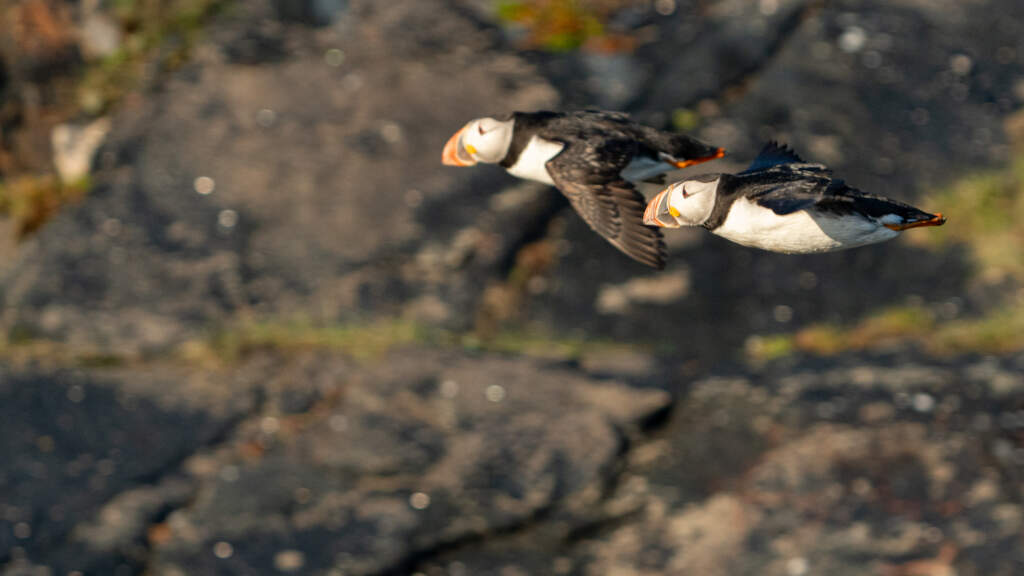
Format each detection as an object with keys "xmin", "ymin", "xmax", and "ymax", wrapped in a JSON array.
[
  {"xmin": 442, "ymin": 126, "xmax": 476, "ymax": 166},
  {"xmin": 672, "ymin": 147, "xmax": 726, "ymax": 170},
  {"xmin": 644, "ymin": 189, "xmax": 671, "ymax": 227}
]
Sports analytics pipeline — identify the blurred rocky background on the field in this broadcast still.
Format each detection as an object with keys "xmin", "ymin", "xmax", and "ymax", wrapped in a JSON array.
[{"xmin": 1, "ymin": 0, "xmax": 1023, "ymax": 574}]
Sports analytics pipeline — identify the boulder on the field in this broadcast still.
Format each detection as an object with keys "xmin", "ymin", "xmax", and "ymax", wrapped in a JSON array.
[
  {"xmin": 142, "ymin": 350, "xmax": 670, "ymax": 575},
  {"xmin": 0, "ymin": 0, "xmax": 559, "ymax": 353}
]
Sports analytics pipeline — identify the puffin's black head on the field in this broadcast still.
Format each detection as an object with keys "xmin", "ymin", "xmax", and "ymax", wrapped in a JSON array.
[{"xmin": 442, "ymin": 117, "xmax": 514, "ymax": 166}]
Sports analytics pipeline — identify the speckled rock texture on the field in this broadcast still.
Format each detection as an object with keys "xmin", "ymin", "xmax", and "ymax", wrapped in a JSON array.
[
  {"xmin": 0, "ymin": 351, "xmax": 671, "ymax": 575},
  {"xmin": 0, "ymin": 0, "xmax": 560, "ymax": 352}
]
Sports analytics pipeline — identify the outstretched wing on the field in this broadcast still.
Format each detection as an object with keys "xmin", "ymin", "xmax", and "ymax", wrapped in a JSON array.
[
  {"xmin": 573, "ymin": 109, "xmax": 632, "ymax": 123},
  {"xmin": 740, "ymin": 141, "xmax": 830, "ymax": 175},
  {"xmin": 545, "ymin": 140, "xmax": 666, "ymax": 269},
  {"xmin": 741, "ymin": 141, "xmax": 806, "ymax": 173},
  {"xmin": 551, "ymin": 177, "xmax": 667, "ymax": 269}
]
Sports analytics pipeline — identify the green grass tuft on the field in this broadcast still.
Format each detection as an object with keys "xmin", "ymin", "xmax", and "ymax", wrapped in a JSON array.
[
  {"xmin": 749, "ymin": 302, "xmax": 1024, "ymax": 363},
  {"xmin": 913, "ymin": 150, "xmax": 1024, "ymax": 283},
  {"xmin": 671, "ymin": 108, "xmax": 700, "ymax": 132},
  {"xmin": 180, "ymin": 315, "xmax": 657, "ymax": 366},
  {"xmin": 744, "ymin": 333, "xmax": 796, "ymax": 364},
  {"xmin": 477, "ymin": 328, "xmax": 649, "ymax": 360},
  {"xmin": 495, "ymin": 0, "xmax": 628, "ymax": 52},
  {"xmin": 195, "ymin": 319, "xmax": 431, "ymax": 363},
  {"xmin": 0, "ymin": 175, "xmax": 92, "ymax": 238}
]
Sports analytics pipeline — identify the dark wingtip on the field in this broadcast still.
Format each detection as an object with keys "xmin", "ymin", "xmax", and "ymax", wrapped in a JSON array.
[
  {"xmin": 643, "ymin": 253, "xmax": 667, "ymax": 269},
  {"xmin": 656, "ymin": 234, "xmax": 668, "ymax": 270},
  {"xmin": 741, "ymin": 141, "xmax": 808, "ymax": 174},
  {"xmin": 760, "ymin": 141, "xmax": 805, "ymax": 162},
  {"xmin": 620, "ymin": 226, "xmax": 667, "ymax": 269},
  {"xmin": 648, "ymin": 230, "xmax": 668, "ymax": 270}
]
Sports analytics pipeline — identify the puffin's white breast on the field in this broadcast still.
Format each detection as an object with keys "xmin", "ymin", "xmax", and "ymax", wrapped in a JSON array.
[
  {"xmin": 713, "ymin": 197, "xmax": 900, "ymax": 253},
  {"xmin": 506, "ymin": 136, "xmax": 564, "ymax": 186}
]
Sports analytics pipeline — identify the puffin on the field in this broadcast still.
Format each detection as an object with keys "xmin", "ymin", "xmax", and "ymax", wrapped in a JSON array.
[
  {"xmin": 442, "ymin": 110, "xmax": 725, "ymax": 268},
  {"xmin": 643, "ymin": 142, "xmax": 946, "ymax": 253}
]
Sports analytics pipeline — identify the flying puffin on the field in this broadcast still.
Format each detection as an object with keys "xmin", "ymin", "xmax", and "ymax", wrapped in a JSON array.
[
  {"xmin": 643, "ymin": 142, "xmax": 946, "ymax": 253},
  {"xmin": 442, "ymin": 110, "xmax": 725, "ymax": 269}
]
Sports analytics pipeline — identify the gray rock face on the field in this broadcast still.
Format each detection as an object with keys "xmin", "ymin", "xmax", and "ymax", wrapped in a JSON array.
[
  {"xmin": 421, "ymin": 353, "xmax": 1024, "ymax": 576},
  {"xmin": 703, "ymin": 0, "xmax": 1023, "ymax": 187},
  {"xmin": 6, "ymin": 350, "xmax": 1022, "ymax": 575},
  {"xmin": 0, "ymin": 0, "xmax": 559, "ymax": 353},
  {"xmin": 0, "ymin": 366, "xmax": 258, "ymax": 574},
  {"xmin": 0, "ymin": 348, "xmax": 671, "ymax": 575},
  {"xmin": 147, "ymin": 350, "xmax": 670, "ymax": 576},
  {"xmin": 271, "ymin": 0, "xmax": 349, "ymax": 27},
  {"xmin": 632, "ymin": 0, "xmax": 814, "ymax": 113}
]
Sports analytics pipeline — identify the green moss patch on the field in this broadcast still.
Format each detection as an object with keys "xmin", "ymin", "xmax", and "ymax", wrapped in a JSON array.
[
  {"xmin": 0, "ymin": 174, "xmax": 91, "ymax": 238},
  {"xmin": 747, "ymin": 302, "xmax": 1024, "ymax": 363}
]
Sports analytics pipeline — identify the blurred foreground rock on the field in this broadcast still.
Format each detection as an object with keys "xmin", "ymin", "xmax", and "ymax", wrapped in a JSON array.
[
  {"xmin": 150, "ymin": 351, "xmax": 669, "ymax": 576},
  {"xmin": 0, "ymin": 364, "xmax": 262, "ymax": 574},
  {"xmin": 0, "ymin": 349, "xmax": 670, "ymax": 575},
  {"xmin": 4, "ymin": 349, "xmax": 1022, "ymax": 575},
  {"xmin": 423, "ymin": 352, "xmax": 1024, "ymax": 576}
]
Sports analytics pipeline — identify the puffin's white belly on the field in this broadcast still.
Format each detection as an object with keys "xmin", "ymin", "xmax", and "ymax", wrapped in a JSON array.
[
  {"xmin": 713, "ymin": 197, "xmax": 900, "ymax": 253},
  {"xmin": 506, "ymin": 137, "xmax": 564, "ymax": 186}
]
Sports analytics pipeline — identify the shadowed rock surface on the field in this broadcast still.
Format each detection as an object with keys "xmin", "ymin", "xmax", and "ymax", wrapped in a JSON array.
[
  {"xmin": 0, "ymin": 0, "xmax": 1022, "ymax": 574},
  {"xmin": 421, "ymin": 352, "xmax": 1024, "ymax": 576},
  {"xmin": 0, "ymin": 365, "xmax": 260, "ymax": 573},
  {"xmin": 0, "ymin": 350, "xmax": 671, "ymax": 574},
  {"xmin": 148, "ymin": 350, "xmax": 669, "ymax": 576}
]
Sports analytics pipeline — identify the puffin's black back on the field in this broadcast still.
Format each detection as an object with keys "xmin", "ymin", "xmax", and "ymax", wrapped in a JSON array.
[
  {"xmin": 501, "ymin": 110, "xmax": 719, "ymax": 168},
  {"xmin": 704, "ymin": 155, "xmax": 938, "ymax": 230}
]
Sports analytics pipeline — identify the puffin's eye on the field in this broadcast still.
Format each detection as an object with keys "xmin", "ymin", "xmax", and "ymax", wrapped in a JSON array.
[{"xmin": 478, "ymin": 119, "xmax": 502, "ymax": 135}]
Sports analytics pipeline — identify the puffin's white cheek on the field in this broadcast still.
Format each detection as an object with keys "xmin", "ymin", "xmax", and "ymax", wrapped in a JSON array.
[{"xmin": 475, "ymin": 135, "xmax": 504, "ymax": 162}]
